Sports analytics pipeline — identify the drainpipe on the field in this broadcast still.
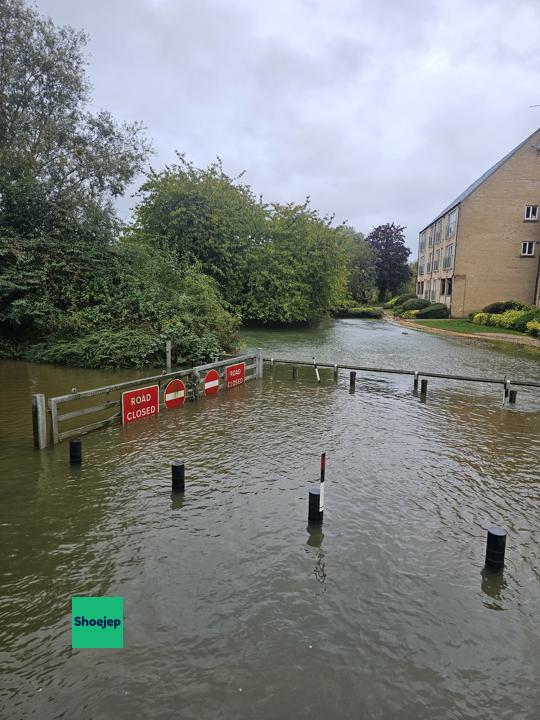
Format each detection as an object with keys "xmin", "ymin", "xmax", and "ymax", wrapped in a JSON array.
[{"xmin": 534, "ymin": 242, "xmax": 540, "ymax": 307}]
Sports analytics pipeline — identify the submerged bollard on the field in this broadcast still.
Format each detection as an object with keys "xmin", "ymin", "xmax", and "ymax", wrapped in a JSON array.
[
  {"xmin": 485, "ymin": 527, "xmax": 506, "ymax": 570},
  {"xmin": 308, "ymin": 452, "xmax": 326, "ymax": 525},
  {"xmin": 420, "ymin": 378, "xmax": 428, "ymax": 398},
  {"xmin": 333, "ymin": 364, "xmax": 338, "ymax": 382},
  {"xmin": 69, "ymin": 438, "xmax": 82, "ymax": 465},
  {"xmin": 172, "ymin": 460, "xmax": 185, "ymax": 492},
  {"xmin": 413, "ymin": 371, "xmax": 419, "ymax": 392},
  {"xmin": 292, "ymin": 366, "xmax": 297, "ymax": 380},
  {"xmin": 509, "ymin": 389, "xmax": 517, "ymax": 405},
  {"xmin": 349, "ymin": 371, "xmax": 356, "ymax": 391}
]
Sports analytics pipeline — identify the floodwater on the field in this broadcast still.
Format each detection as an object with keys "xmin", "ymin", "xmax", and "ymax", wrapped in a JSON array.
[{"xmin": 1, "ymin": 319, "xmax": 539, "ymax": 720}]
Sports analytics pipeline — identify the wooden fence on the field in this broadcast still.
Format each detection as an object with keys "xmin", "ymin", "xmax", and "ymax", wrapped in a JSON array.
[{"xmin": 32, "ymin": 350, "xmax": 262, "ymax": 448}]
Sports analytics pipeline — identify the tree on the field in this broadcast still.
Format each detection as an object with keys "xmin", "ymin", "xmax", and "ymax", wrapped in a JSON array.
[
  {"xmin": 367, "ymin": 223, "xmax": 411, "ymax": 300},
  {"xmin": 0, "ymin": 0, "xmax": 151, "ymax": 239},
  {"xmin": 337, "ymin": 226, "xmax": 377, "ymax": 304}
]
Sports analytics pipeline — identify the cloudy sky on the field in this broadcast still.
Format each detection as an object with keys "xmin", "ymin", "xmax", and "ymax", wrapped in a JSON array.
[{"xmin": 35, "ymin": 0, "xmax": 540, "ymax": 253}]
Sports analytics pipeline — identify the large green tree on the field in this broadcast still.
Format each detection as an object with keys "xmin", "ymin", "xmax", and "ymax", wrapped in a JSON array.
[
  {"xmin": 0, "ymin": 0, "xmax": 238, "ymax": 367},
  {"xmin": 367, "ymin": 223, "xmax": 411, "ymax": 300},
  {"xmin": 337, "ymin": 225, "xmax": 377, "ymax": 304}
]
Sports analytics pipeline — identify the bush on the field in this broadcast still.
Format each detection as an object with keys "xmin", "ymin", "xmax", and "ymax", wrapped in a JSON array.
[
  {"xmin": 393, "ymin": 292, "xmax": 417, "ymax": 307},
  {"xmin": 472, "ymin": 312, "xmax": 491, "ymax": 325},
  {"xmin": 526, "ymin": 320, "xmax": 540, "ymax": 338},
  {"xmin": 508, "ymin": 309, "xmax": 540, "ymax": 332},
  {"xmin": 416, "ymin": 303, "xmax": 450, "ymax": 319},
  {"xmin": 383, "ymin": 296, "xmax": 400, "ymax": 308},
  {"xmin": 468, "ymin": 311, "xmax": 477, "ymax": 321},
  {"xmin": 401, "ymin": 310, "xmax": 419, "ymax": 319},
  {"xmin": 398, "ymin": 298, "xmax": 431, "ymax": 313},
  {"xmin": 340, "ymin": 306, "xmax": 383, "ymax": 319},
  {"xmin": 482, "ymin": 300, "xmax": 532, "ymax": 314}
]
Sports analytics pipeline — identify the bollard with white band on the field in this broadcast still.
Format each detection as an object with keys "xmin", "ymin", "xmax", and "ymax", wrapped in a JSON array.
[
  {"xmin": 413, "ymin": 371, "xmax": 419, "ymax": 392},
  {"xmin": 308, "ymin": 452, "xmax": 326, "ymax": 525},
  {"xmin": 313, "ymin": 357, "xmax": 321, "ymax": 384}
]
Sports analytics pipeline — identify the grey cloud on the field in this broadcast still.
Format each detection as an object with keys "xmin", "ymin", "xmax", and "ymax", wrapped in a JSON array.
[{"xmin": 35, "ymin": 0, "xmax": 540, "ymax": 252}]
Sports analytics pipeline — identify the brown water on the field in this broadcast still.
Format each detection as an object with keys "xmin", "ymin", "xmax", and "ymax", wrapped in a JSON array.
[{"xmin": 1, "ymin": 319, "xmax": 539, "ymax": 719}]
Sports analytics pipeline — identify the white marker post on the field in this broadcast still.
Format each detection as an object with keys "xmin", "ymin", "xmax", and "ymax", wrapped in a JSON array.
[{"xmin": 319, "ymin": 452, "xmax": 326, "ymax": 512}]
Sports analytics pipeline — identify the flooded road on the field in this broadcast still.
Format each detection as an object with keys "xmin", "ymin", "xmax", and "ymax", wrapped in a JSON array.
[{"xmin": 1, "ymin": 319, "xmax": 539, "ymax": 719}]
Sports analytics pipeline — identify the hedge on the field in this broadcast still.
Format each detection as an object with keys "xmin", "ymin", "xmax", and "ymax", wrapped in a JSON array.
[
  {"xmin": 340, "ymin": 306, "xmax": 383, "ymax": 319},
  {"xmin": 482, "ymin": 300, "xmax": 533, "ymax": 314},
  {"xmin": 472, "ymin": 308, "xmax": 540, "ymax": 337},
  {"xmin": 397, "ymin": 298, "xmax": 431, "ymax": 313},
  {"xmin": 415, "ymin": 303, "xmax": 450, "ymax": 319}
]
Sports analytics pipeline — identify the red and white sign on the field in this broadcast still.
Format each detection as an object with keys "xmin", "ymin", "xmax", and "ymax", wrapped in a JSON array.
[
  {"xmin": 164, "ymin": 378, "xmax": 186, "ymax": 409},
  {"xmin": 122, "ymin": 384, "xmax": 159, "ymax": 424},
  {"xmin": 204, "ymin": 368, "xmax": 220, "ymax": 396},
  {"xmin": 226, "ymin": 362, "xmax": 245, "ymax": 388}
]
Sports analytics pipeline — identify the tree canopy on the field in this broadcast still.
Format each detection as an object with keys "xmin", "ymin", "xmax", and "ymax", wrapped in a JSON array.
[{"xmin": 367, "ymin": 223, "xmax": 411, "ymax": 300}]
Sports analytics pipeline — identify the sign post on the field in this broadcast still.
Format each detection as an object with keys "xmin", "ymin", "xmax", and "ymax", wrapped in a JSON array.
[
  {"xmin": 122, "ymin": 385, "xmax": 159, "ymax": 424},
  {"xmin": 319, "ymin": 452, "xmax": 326, "ymax": 511}
]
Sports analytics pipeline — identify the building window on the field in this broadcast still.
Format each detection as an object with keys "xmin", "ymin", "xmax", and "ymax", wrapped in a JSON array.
[
  {"xmin": 435, "ymin": 220, "xmax": 442, "ymax": 244},
  {"xmin": 446, "ymin": 278, "xmax": 452, "ymax": 296},
  {"xmin": 427, "ymin": 252, "xmax": 433, "ymax": 274},
  {"xmin": 443, "ymin": 244, "xmax": 454, "ymax": 270},
  {"xmin": 427, "ymin": 227, "xmax": 433, "ymax": 247},
  {"xmin": 447, "ymin": 209, "xmax": 458, "ymax": 237},
  {"xmin": 419, "ymin": 255, "xmax": 425, "ymax": 275},
  {"xmin": 524, "ymin": 205, "xmax": 538, "ymax": 221},
  {"xmin": 440, "ymin": 278, "xmax": 446, "ymax": 296},
  {"xmin": 434, "ymin": 249, "xmax": 440, "ymax": 272},
  {"xmin": 419, "ymin": 233, "xmax": 426, "ymax": 252},
  {"xmin": 521, "ymin": 241, "xmax": 535, "ymax": 256}
]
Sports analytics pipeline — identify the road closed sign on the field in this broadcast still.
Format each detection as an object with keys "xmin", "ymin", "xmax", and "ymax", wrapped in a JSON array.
[
  {"xmin": 122, "ymin": 385, "xmax": 159, "ymax": 424},
  {"xmin": 204, "ymin": 368, "xmax": 220, "ymax": 396},
  {"xmin": 164, "ymin": 378, "xmax": 186, "ymax": 409},
  {"xmin": 226, "ymin": 362, "xmax": 245, "ymax": 388}
]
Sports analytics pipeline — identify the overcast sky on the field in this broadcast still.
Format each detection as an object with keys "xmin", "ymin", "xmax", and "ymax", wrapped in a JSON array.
[{"xmin": 35, "ymin": 0, "xmax": 540, "ymax": 253}]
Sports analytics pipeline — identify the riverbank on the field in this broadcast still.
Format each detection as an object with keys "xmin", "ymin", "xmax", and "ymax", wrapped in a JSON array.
[{"xmin": 390, "ymin": 314, "xmax": 540, "ymax": 349}]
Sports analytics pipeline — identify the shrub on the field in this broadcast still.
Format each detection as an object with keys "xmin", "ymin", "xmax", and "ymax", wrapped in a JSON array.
[
  {"xmin": 341, "ymin": 306, "xmax": 383, "ymax": 319},
  {"xmin": 393, "ymin": 292, "xmax": 417, "ymax": 307},
  {"xmin": 398, "ymin": 298, "xmax": 431, "ymax": 312},
  {"xmin": 416, "ymin": 303, "xmax": 450, "ymax": 319},
  {"xmin": 472, "ymin": 312, "xmax": 494, "ymax": 326},
  {"xmin": 526, "ymin": 320, "xmax": 540, "ymax": 338},
  {"xmin": 401, "ymin": 310, "xmax": 419, "ymax": 319},
  {"xmin": 383, "ymin": 296, "xmax": 400, "ymax": 308},
  {"xmin": 468, "ymin": 311, "xmax": 478, "ymax": 321},
  {"xmin": 482, "ymin": 300, "xmax": 532, "ymax": 314},
  {"xmin": 508, "ymin": 309, "xmax": 540, "ymax": 332}
]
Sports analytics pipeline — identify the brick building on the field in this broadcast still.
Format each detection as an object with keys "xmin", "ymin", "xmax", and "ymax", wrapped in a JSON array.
[{"xmin": 416, "ymin": 128, "xmax": 540, "ymax": 317}]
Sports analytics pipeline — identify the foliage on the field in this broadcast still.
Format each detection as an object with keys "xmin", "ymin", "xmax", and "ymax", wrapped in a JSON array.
[
  {"xmin": 482, "ymin": 300, "xmax": 532, "ymax": 314},
  {"xmin": 526, "ymin": 320, "xmax": 540, "ymax": 338},
  {"xmin": 401, "ymin": 310, "xmax": 419, "ymax": 319},
  {"xmin": 337, "ymin": 226, "xmax": 377, "ymax": 305},
  {"xmin": 338, "ymin": 306, "xmax": 383, "ymax": 319},
  {"xmin": 134, "ymin": 159, "xmax": 350, "ymax": 325},
  {"xmin": 384, "ymin": 292, "xmax": 416, "ymax": 309},
  {"xmin": 472, "ymin": 308, "xmax": 540, "ymax": 337},
  {"xmin": 415, "ymin": 303, "xmax": 449, "ymax": 319},
  {"xmin": 395, "ymin": 297, "xmax": 431, "ymax": 314},
  {"xmin": 366, "ymin": 223, "xmax": 411, "ymax": 301}
]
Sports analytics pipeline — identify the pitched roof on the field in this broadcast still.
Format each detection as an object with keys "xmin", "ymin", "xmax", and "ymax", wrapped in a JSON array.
[{"xmin": 421, "ymin": 127, "xmax": 540, "ymax": 233}]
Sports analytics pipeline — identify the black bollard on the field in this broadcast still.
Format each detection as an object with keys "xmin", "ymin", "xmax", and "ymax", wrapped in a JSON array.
[
  {"xmin": 413, "ymin": 372, "xmax": 419, "ymax": 392},
  {"xmin": 349, "ymin": 371, "xmax": 356, "ymax": 391},
  {"xmin": 508, "ymin": 389, "xmax": 517, "ymax": 405},
  {"xmin": 292, "ymin": 366, "xmax": 297, "ymax": 380},
  {"xmin": 69, "ymin": 438, "xmax": 82, "ymax": 465},
  {"xmin": 485, "ymin": 527, "xmax": 506, "ymax": 570},
  {"xmin": 420, "ymin": 378, "xmax": 428, "ymax": 398},
  {"xmin": 308, "ymin": 488, "xmax": 323, "ymax": 525},
  {"xmin": 172, "ymin": 460, "xmax": 185, "ymax": 492}
]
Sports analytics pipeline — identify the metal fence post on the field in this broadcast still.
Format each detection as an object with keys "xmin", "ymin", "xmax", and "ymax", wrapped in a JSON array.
[
  {"xmin": 256, "ymin": 348, "xmax": 264, "ymax": 379},
  {"xmin": 32, "ymin": 393, "xmax": 48, "ymax": 449}
]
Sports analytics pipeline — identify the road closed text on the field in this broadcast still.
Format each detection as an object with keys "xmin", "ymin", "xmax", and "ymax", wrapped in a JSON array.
[{"xmin": 121, "ymin": 384, "xmax": 159, "ymax": 425}]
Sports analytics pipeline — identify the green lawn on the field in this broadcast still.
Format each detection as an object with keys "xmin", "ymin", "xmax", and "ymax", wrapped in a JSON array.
[{"xmin": 413, "ymin": 319, "xmax": 524, "ymax": 335}]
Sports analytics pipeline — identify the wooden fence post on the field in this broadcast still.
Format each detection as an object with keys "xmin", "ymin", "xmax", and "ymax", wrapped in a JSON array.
[
  {"xmin": 166, "ymin": 340, "xmax": 172, "ymax": 373},
  {"xmin": 32, "ymin": 393, "xmax": 48, "ymax": 449}
]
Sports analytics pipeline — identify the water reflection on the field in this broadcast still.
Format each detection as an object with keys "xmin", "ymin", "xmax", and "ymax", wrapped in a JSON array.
[{"xmin": 480, "ymin": 567, "xmax": 507, "ymax": 609}]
